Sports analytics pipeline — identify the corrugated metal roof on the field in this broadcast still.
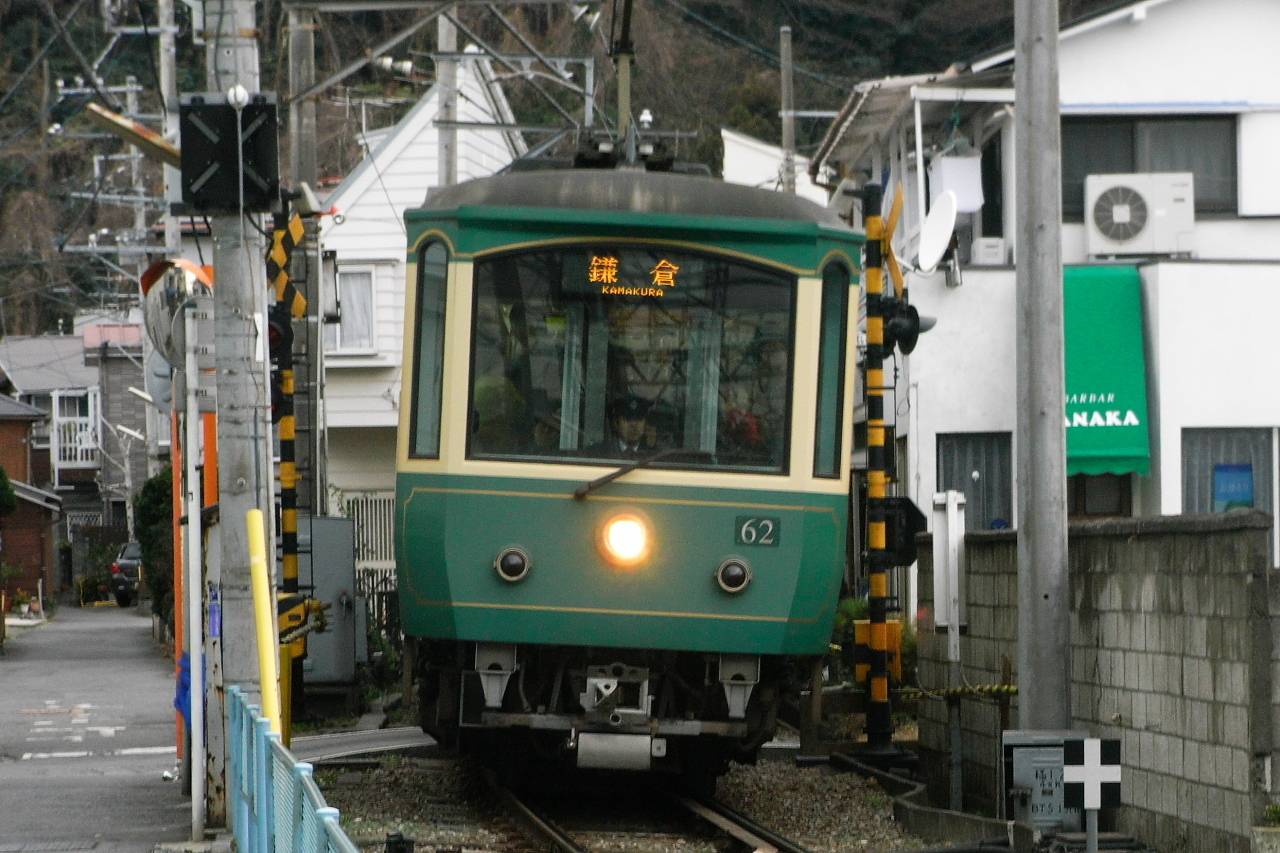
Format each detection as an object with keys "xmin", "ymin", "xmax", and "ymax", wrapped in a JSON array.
[
  {"xmin": 0, "ymin": 394, "xmax": 46, "ymax": 419},
  {"xmin": 12, "ymin": 479, "xmax": 61, "ymax": 512},
  {"xmin": 0, "ymin": 336, "xmax": 98, "ymax": 394}
]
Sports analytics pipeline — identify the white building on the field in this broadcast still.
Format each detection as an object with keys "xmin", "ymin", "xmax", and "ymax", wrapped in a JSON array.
[
  {"xmin": 810, "ymin": 0, "xmax": 1280, "ymax": 579},
  {"xmin": 720, "ymin": 127, "xmax": 828, "ymax": 207},
  {"xmin": 318, "ymin": 53, "xmax": 524, "ymax": 565}
]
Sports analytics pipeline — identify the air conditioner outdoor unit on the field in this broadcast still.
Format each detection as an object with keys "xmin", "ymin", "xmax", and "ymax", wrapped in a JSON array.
[{"xmin": 1084, "ymin": 172, "xmax": 1195, "ymax": 257}]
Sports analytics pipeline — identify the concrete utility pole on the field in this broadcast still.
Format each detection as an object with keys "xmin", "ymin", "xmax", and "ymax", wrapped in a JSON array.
[
  {"xmin": 438, "ymin": 9, "xmax": 458, "ymax": 187},
  {"xmin": 1014, "ymin": 0, "xmax": 1070, "ymax": 729},
  {"xmin": 779, "ymin": 26, "xmax": 795, "ymax": 194},
  {"xmin": 288, "ymin": 6, "xmax": 324, "ymax": 516},
  {"xmin": 150, "ymin": 0, "xmax": 181, "ymax": 480},
  {"xmin": 124, "ymin": 75, "xmax": 164, "ymax": 479},
  {"xmin": 204, "ymin": 0, "xmax": 272, "ymax": 825}
]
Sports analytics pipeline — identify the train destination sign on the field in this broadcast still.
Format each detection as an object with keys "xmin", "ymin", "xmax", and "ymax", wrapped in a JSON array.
[{"xmin": 588, "ymin": 252, "xmax": 680, "ymax": 297}]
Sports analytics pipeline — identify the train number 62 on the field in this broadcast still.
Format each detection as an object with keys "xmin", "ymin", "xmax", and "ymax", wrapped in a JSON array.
[{"xmin": 735, "ymin": 516, "xmax": 780, "ymax": 547}]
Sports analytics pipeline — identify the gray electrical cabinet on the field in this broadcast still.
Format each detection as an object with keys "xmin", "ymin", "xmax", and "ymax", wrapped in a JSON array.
[
  {"xmin": 1002, "ymin": 729, "xmax": 1087, "ymax": 833},
  {"xmin": 297, "ymin": 517, "xmax": 358, "ymax": 685}
]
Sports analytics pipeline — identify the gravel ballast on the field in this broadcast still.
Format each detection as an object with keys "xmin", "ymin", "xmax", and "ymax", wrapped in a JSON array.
[
  {"xmin": 717, "ymin": 760, "xmax": 925, "ymax": 852},
  {"xmin": 319, "ymin": 750, "xmax": 926, "ymax": 852}
]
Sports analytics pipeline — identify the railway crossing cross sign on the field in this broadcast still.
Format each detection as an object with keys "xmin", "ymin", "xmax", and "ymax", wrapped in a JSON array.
[{"xmin": 1063, "ymin": 737, "xmax": 1122, "ymax": 810}]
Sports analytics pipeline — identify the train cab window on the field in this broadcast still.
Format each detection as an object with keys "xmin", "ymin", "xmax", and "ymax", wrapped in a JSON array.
[
  {"xmin": 814, "ymin": 263, "xmax": 850, "ymax": 478},
  {"xmin": 410, "ymin": 242, "xmax": 448, "ymax": 457},
  {"xmin": 467, "ymin": 247, "xmax": 796, "ymax": 473}
]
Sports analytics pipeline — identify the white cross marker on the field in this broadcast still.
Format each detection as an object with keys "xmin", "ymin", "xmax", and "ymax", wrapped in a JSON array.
[{"xmin": 1063, "ymin": 738, "xmax": 1122, "ymax": 810}]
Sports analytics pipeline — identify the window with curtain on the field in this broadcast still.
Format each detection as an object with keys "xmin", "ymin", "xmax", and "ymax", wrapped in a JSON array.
[
  {"xmin": 1182, "ymin": 427, "xmax": 1274, "ymax": 564},
  {"xmin": 1061, "ymin": 115, "xmax": 1237, "ymax": 220},
  {"xmin": 937, "ymin": 432, "xmax": 1013, "ymax": 531},
  {"xmin": 1182, "ymin": 428, "xmax": 1273, "ymax": 515},
  {"xmin": 325, "ymin": 269, "xmax": 375, "ymax": 353}
]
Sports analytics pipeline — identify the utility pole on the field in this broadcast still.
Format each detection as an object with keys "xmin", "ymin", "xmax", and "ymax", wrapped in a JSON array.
[
  {"xmin": 124, "ymin": 75, "xmax": 164, "ymax": 479},
  {"xmin": 779, "ymin": 26, "xmax": 795, "ymax": 194},
  {"xmin": 612, "ymin": 0, "xmax": 634, "ymax": 142},
  {"xmin": 147, "ymin": 0, "xmax": 181, "ymax": 481},
  {"xmin": 1014, "ymin": 0, "xmax": 1070, "ymax": 729},
  {"xmin": 288, "ymin": 6, "xmax": 323, "ymax": 518},
  {"xmin": 204, "ymin": 0, "xmax": 271, "ymax": 826},
  {"xmin": 437, "ymin": 9, "xmax": 458, "ymax": 187}
]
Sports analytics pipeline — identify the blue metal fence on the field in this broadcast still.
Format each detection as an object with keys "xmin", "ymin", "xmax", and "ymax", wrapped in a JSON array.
[{"xmin": 227, "ymin": 685, "xmax": 360, "ymax": 853}]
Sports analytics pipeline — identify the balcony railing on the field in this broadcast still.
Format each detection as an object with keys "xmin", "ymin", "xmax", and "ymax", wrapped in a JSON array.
[
  {"xmin": 53, "ymin": 418, "xmax": 97, "ymax": 467},
  {"xmin": 340, "ymin": 490, "xmax": 395, "ymax": 569}
]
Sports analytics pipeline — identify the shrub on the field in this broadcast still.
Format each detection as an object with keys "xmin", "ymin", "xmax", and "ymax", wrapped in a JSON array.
[
  {"xmin": 134, "ymin": 467, "xmax": 174, "ymax": 627},
  {"xmin": 0, "ymin": 466, "xmax": 16, "ymax": 519}
]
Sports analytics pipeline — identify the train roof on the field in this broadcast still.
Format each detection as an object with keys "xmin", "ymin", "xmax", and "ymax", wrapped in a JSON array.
[{"xmin": 415, "ymin": 169, "xmax": 846, "ymax": 228}]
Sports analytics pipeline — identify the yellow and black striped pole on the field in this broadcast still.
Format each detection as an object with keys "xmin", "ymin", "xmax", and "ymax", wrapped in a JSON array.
[
  {"xmin": 266, "ymin": 212, "xmax": 308, "ymax": 741},
  {"xmin": 861, "ymin": 183, "xmax": 894, "ymax": 752}
]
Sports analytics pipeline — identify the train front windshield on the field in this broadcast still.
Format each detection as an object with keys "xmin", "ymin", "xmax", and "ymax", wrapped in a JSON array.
[{"xmin": 468, "ymin": 247, "xmax": 796, "ymax": 473}]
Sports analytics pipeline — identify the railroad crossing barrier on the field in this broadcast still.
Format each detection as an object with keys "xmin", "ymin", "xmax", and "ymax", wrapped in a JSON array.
[{"xmin": 227, "ymin": 685, "xmax": 359, "ymax": 852}]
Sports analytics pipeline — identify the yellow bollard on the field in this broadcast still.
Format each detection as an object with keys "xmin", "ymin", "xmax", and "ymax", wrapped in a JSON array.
[{"xmin": 246, "ymin": 509, "xmax": 282, "ymax": 735}]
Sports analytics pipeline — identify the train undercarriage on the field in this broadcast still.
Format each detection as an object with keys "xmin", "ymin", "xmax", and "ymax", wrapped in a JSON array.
[{"xmin": 416, "ymin": 641, "xmax": 800, "ymax": 782}]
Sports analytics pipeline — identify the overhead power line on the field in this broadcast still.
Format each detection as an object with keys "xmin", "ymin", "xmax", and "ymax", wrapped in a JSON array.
[{"xmin": 653, "ymin": 0, "xmax": 851, "ymax": 92}]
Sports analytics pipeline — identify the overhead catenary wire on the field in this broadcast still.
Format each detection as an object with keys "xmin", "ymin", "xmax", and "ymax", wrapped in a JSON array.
[
  {"xmin": 0, "ymin": 0, "xmax": 91, "ymax": 116},
  {"xmin": 652, "ymin": 0, "xmax": 851, "ymax": 92}
]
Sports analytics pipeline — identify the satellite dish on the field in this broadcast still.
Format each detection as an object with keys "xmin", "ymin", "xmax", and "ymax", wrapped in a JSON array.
[{"xmin": 916, "ymin": 190, "xmax": 958, "ymax": 274}]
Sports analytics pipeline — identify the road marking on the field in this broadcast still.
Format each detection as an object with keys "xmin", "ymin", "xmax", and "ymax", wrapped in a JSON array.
[
  {"xmin": 20, "ymin": 745, "xmax": 177, "ymax": 760},
  {"xmin": 85, "ymin": 726, "xmax": 121, "ymax": 737},
  {"xmin": 24, "ymin": 736, "xmax": 84, "ymax": 743},
  {"xmin": 116, "ymin": 746, "xmax": 177, "ymax": 756}
]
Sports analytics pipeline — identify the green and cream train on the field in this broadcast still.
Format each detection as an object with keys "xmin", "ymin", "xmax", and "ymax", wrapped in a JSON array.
[{"xmin": 395, "ymin": 167, "xmax": 863, "ymax": 778}]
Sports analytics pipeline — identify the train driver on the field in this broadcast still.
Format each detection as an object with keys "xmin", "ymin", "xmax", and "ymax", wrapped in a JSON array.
[{"xmin": 596, "ymin": 395, "xmax": 652, "ymax": 458}]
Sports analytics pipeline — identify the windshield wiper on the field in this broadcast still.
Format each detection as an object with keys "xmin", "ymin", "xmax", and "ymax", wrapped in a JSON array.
[{"xmin": 573, "ymin": 448, "xmax": 711, "ymax": 500}]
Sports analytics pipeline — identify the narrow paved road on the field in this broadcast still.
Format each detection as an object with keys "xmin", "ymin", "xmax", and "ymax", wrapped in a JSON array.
[{"xmin": 0, "ymin": 605, "xmax": 188, "ymax": 851}]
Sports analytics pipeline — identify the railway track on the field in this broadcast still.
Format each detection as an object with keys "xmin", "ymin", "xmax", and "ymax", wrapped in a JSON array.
[
  {"xmin": 491, "ymin": 768, "xmax": 810, "ymax": 853},
  {"xmin": 316, "ymin": 745, "xmax": 809, "ymax": 852}
]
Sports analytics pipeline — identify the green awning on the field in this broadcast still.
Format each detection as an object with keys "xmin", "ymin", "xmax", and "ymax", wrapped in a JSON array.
[{"xmin": 1064, "ymin": 265, "xmax": 1151, "ymax": 476}]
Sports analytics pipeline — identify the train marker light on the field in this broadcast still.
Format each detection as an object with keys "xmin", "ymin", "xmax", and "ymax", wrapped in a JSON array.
[
  {"xmin": 600, "ymin": 514, "xmax": 649, "ymax": 567},
  {"xmin": 494, "ymin": 547, "xmax": 531, "ymax": 583},
  {"xmin": 715, "ymin": 559, "xmax": 752, "ymax": 594}
]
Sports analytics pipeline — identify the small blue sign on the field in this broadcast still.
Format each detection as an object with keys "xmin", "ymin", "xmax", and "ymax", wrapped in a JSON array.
[{"xmin": 1213, "ymin": 464, "xmax": 1254, "ymax": 512}]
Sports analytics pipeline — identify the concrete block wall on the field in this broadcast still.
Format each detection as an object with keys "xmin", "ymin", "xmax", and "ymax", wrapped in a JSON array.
[
  {"xmin": 917, "ymin": 530, "xmax": 1019, "ymax": 816},
  {"xmin": 917, "ymin": 512, "xmax": 1273, "ymax": 853}
]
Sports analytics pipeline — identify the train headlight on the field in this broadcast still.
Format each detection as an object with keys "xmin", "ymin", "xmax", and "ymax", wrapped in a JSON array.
[
  {"xmin": 494, "ymin": 547, "xmax": 531, "ymax": 583},
  {"xmin": 599, "ymin": 513, "xmax": 650, "ymax": 568}
]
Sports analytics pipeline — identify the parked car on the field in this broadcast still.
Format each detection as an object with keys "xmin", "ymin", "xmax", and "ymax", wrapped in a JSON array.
[{"xmin": 110, "ymin": 542, "xmax": 143, "ymax": 607}]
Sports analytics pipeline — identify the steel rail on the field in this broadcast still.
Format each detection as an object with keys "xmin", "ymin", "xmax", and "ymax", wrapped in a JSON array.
[
  {"xmin": 678, "ymin": 794, "xmax": 812, "ymax": 853},
  {"xmin": 488, "ymin": 774, "xmax": 587, "ymax": 853}
]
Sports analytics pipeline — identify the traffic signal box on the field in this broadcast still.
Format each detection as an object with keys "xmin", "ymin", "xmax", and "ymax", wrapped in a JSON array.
[{"xmin": 178, "ymin": 93, "xmax": 279, "ymax": 214}]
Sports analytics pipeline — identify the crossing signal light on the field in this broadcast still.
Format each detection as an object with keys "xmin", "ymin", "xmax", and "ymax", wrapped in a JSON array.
[{"xmin": 882, "ymin": 295, "xmax": 937, "ymax": 356}]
